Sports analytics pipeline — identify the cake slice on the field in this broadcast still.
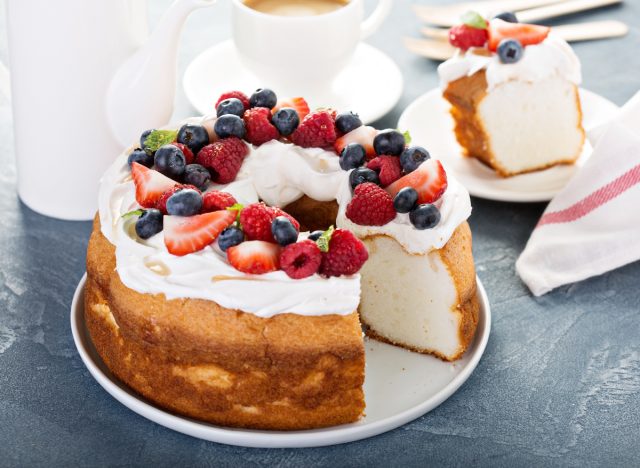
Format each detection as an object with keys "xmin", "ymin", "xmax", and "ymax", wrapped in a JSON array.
[{"xmin": 439, "ymin": 15, "xmax": 585, "ymax": 177}]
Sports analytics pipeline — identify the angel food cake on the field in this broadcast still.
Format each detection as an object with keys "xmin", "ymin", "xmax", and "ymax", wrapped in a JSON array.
[
  {"xmin": 438, "ymin": 12, "xmax": 585, "ymax": 177},
  {"xmin": 86, "ymin": 88, "xmax": 479, "ymax": 430}
]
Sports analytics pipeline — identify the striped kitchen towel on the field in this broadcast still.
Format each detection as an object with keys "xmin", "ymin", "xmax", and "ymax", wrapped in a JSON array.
[{"xmin": 516, "ymin": 91, "xmax": 640, "ymax": 296}]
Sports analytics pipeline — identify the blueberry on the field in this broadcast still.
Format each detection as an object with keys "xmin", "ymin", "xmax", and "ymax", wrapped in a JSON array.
[
  {"xmin": 177, "ymin": 124, "xmax": 210, "ymax": 155},
  {"xmin": 135, "ymin": 209, "xmax": 163, "ymax": 239},
  {"xmin": 497, "ymin": 38, "xmax": 523, "ymax": 64},
  {"xmin": 373, "ymin": 129, "xmax": 406, "ymax": 156},
  {"xmin": 166, "ymin": 189, "xmax": 203, "ymax": 216},
  {"xmin": 308, "ymin": 230, "xmax": 324, "ymax": 241},
  {"xmin": 340, "ymin": 143, "xmax": 366, "ymax": 171},
  {"xmin": 127, "ymin": 148, "xmax": 154, "ymax": 168},
  {"xmin": 335, "ymin": 112, "xmax": 362, "ymax": 134},
  {"xmin": 140, "ymin": 129, "xmax": 155, "ymax": 153},
  {"xmin": 183, "ymin": 164, "xmax": 211, "ymax": 191},
  {"xmin": 271, "ymin": 216, "xmax": 299, "ymax": 246},
  {"xmin": 218, "ymin": 226, "xmax": 244, "ymax": 252},
  {"xmin": 154, "ymin": 144, "xmax": 186, "ymax": 179},
  {"xmin": 393, "ymin": 187, "xmax": 419, "ymax": 214},
  {"xmin": 409, "ymin": 204, "xmax": 441, "ymax": 230},
  {"xmin": 349, "ymin": 167, "xmax": 380, "ymax": 190},
  {"xmin": 400, "ymin": 146, "xmax": 431, "ymax": 173},
  {"xmin": 249, "ymin": 88, "xmax": 277, "ymax": 109},
  {"xmin": 214, "ymin": 114, "xmax": 246, "ymax": 139},
  {"xmin": 272, "ymin": 108, "xmax": 300, "ymax": 136},
  {"xmin": 494, "ymin": 11, "xmax": 518, "ymax": 23},
  {"xmin": 216, "ymin": 98, "xmax": 245, "ymax": 117}
]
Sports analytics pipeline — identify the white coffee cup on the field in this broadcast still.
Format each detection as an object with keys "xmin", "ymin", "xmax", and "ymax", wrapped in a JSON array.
[{"xmin": 232, "ymin": 0, "xmax": 392, "ymax": 99}]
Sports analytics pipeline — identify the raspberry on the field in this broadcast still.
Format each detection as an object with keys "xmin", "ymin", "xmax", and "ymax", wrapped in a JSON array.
[
  {"xmin": 171, "ymin": 142, "xmax": 194, "ymax": 164},
  {"xmin": 448, "ymin": 24, "xmax": 489, "ymax": 50},
  {"xmin": 280, "ymin": 240, "xmax": 322, "ymax": 279},
  {"xmin": 290, "ymin": 111, "xmax": 337, "ymax": 148},
  {"xmin": 239, "ymin": 203, "xmax": 274, "ymax": 242},
  {"xmin": 366, "ymin": 156, "xmax": 402, "ymax": 187},
  {"xmin": 346, "ymin": 182, "xmax": 396, "ymax": 226},
  {"xmin": 243, "ymin": 107, "xmax": 279, "ymax": 145},
  {"xmin": 202, "ymin": 190, "xmax": 237, "ymax": 213},
  {"xmin": 240, "ymin": 203, "xmax": 301, "ymax": 242},
  {"xmin": 156, "ymin": 184, "xmax": 200, "ymax": 214},
  {"xmin": 215, "ymin": 90, "xmax": 250, "ymax": 110},
  {"xmin": 319, "ymin": 229, "xmax": 368, "ymax": 277},
  {"xmin": 196, "ymin": 137, "xmax": 249, "ymax": 184}
]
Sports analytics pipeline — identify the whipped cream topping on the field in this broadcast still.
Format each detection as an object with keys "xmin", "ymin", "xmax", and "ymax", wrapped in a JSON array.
[
  {"xmin": 99, "ymin": 122, "xmax": 472, "ymax": 317},
  {"xmin": 438, "ymin": 33, "xmax": 582, "ymax": 91}
]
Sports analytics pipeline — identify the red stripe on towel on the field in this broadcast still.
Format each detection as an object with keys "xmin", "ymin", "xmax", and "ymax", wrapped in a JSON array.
[{"xmin": 538, "ymin": 164, "xmax": 640, "ymax": 227}]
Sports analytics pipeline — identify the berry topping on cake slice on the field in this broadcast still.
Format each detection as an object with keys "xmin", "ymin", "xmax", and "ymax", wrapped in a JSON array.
[
  {"xmin": 335, "ymin": 125, "xmax": 377, "ymax": 159},
  {"xmin": 156, "ymin": 184, "xmax": 200, "ymax": 214},
  {"xmin": 273, "ymin": 97, "xmax": 310, "ymax": 121},
  {"xmin": 366, "ymin": 156, "xmax": 402, "ymax": 187},
  {"xmin": 215, "ymin": 90, "xmax": 250, "ymax": 111},
  {"xmin": 164, "ymin": 210, "xmax": 235, "ymax": 256},
  {"xmin": 197, "ymin": 137, "xmax": 249, "ymax": 184},
  {"xmin": 227, "ymin": 240, "xmax": 281, "ymax": 274},
  {"xmin": 243, "ymin": 107, "xmax": 280, "ymax": 145},
  {"xmin": 346, "ymin": 182, "xmax": 396, "ymax": 226},
  {"xmin": 280, "ymin": 240, "xmax": 322, "ymax": 279},
  {"xmin": 386, "ymin": 159, "xmax": 448, "ymax": 205},
  {"xmin": 202, "ymin": 191, "xmax": 237, "ymax": 213},
  {"xmin": 318, "ymin": 228, "xmax": 368, "ymax": 277},
  {"xmin": 240, "ymin": 203, "xmax": 300, "ymax": 243},
  {"xmin": 290, "ymin": 111, "xmax": 337, "ymax": 148},
  {"xmin": 131, "ymin": 162, "xmax": 177, "ymax": 208},
  {"xmin": 488, "ymin": 19, "xmax": 550, "ymax": 51}
]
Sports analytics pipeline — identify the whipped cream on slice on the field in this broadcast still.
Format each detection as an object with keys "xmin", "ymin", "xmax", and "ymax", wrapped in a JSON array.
[
  {"xmin": 438, "ymin": 33, "xmax": 581, "ymax": 91},
  {"xmin": 99, "ymin": 124, "xmax": 472, "ymax": 317}
]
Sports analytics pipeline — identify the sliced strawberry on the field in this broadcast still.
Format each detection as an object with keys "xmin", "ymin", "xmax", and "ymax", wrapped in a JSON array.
[
  {"xmin": 227, "ymin": 241, "xmax": 281, "ymax": 275},
  {"xmin": 272, "ymin": 97, "xmax": 310, "ymax": 121},
  {"xmin": 488, "ymin": 19, "xmax": 550, "ymax": 52},
  {"xmin": 386, "ymin": 159, "xmax": 448, "ymax": 205},
  {"xmin": 164, "ymin": 210, "xmax": 235, "ymax": 256},
  {"xmin": 334, "ymin": 126, "xmax": 377, "ymax": 159},
  {"xmin": 131, "ymin": 162, "xmax": 176, "ymax": 208}
]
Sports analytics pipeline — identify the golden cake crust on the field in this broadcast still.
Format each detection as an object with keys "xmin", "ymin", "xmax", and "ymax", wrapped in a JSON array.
[
  {"xmin": 443, "ymin": 70, "xmax": 585, "ymax": 177},
  {"xmin": 85, "ymin": 216, "xmax": 365, "ymax": 430}
]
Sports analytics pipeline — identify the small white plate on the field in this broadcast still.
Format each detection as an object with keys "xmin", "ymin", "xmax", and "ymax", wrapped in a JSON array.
[
  {"xmin": 398, "ymin": 88, "xmax": 619, "ymax": 202},
  {"xmin": 183, "ymin": 40, "xmax": 404, "ymax": 125},
  {"xmin": 71, "ymin": 274, "xmax": 491, "ymax": 448}
]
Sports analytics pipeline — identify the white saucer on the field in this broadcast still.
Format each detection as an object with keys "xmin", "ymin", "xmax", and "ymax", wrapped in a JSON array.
[
  {"xmin": 398, "ymin": 88, "xmax": 619, "ymax": 202},
  {"xmin": 71, "ymin": 274, "xmax": 491, "ymax": 448},
  {"xmin": 183, "ymin": 40, "xmax": 404, "ymax": 124}
]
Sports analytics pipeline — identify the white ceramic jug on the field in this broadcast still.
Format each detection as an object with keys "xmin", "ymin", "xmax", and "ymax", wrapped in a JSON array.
[{"xmin": 4, "ymin": 0, "xmax": 215, "ymax": 220}]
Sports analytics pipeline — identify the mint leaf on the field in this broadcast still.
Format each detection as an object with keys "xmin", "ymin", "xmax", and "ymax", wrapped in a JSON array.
[
  {"xmin": 461, "ymin": 11, "xmax": 487, "ymax": 29},
  {"xmin": 122, "ymin": 209, "xmax": 144, "ymax": 219},
  {"xmin": 316, "ymin": 225, "xmax": 335, "ymax": 253},
  {"xmin": 226, "ymin": 203, "xmax": 244, "ymax": 224},
  {"xmin": 402, "ymin": 130, "xmax": 412, "ymax": 145},
  {"xmin": 143, "ymin": 129, "xmax": 178, "ymax": 153}
]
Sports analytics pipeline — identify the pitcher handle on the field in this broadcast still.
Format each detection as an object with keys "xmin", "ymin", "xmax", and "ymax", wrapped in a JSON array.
[{"xmin": 361, "ymin": 0, "xmax": 392, "ymax": 39}]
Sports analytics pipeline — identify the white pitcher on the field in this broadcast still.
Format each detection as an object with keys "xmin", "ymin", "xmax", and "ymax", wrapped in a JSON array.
[{"xmin": 4, "ymin": 0, "xmax": 215, "ymax": 220}]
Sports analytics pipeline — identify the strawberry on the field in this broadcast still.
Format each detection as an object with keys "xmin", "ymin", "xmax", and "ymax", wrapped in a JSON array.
[
  {"xmin": 164, "ymin": 210, "xmax": 235, "ymax": 256},
  {"xmin": 366, "ymin": 156, "xmax": 402, "ymax": 187},
  {"xmin": 346, "ymin": 182, "xmax": 396, "ymax": 226},
  {"xmin": 156, "ymin": 184, "xmax": 200, "ymax": 214},
  {"xmin": 215, "ymin": 90, "xmax": 250, "ymax": 110},
  {"xmin": 290, "ymin": 111, "xmax": 337, "ymax": 148},
  {"xmin": 319, "ymin": 229, "xmax": 368, "ymax": 277},
  {"xmin": 448, "ymin": 24, "xmax": 489, "ymax": 50},
  {"xmin": 386, "ymin": 159, "xmax": 448, "ymax": 205},
  {"xmin": 201, "ymin": 190, "xmax": 237, "ymax": 213},
  {"xmin": 243, "ymin": 107, "xmax": 279, "ymax": 145},
  {"xmin": 196, "ymin": 137, "xmax": 249, "ymax": 184},
  {"xmin": 272, "ymin": 97, "xmax": 310, "ymax": 121},
  {"xmin": 227, "ymin": 240, "xmax": 281, "ymax": 275},
  {"xmin": 240, "ymin": 203, "xmax": 300, "ymax": 243},
  {"xmin": 280, "ymin": 240, "xmax": 322, "ymax": 279},
  {"xmin": 131, "ymin": 162, "xmax": 176, "ymax": 208},
  {"xmin": 488, "ymin": 19, "xmax": 550, "ymax": 51},
  {"xmin": 171, "ymin": 142, "xmax": 194, "ymax": 164},
  {"xmin": 334, "ymin": 125, "xmax": 377, "ymax": 160}
]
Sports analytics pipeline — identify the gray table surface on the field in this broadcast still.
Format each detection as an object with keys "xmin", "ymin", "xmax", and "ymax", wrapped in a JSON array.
[{"xmin": 1, "ymin": 1, "xmax": 639, "ymax": 466}]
